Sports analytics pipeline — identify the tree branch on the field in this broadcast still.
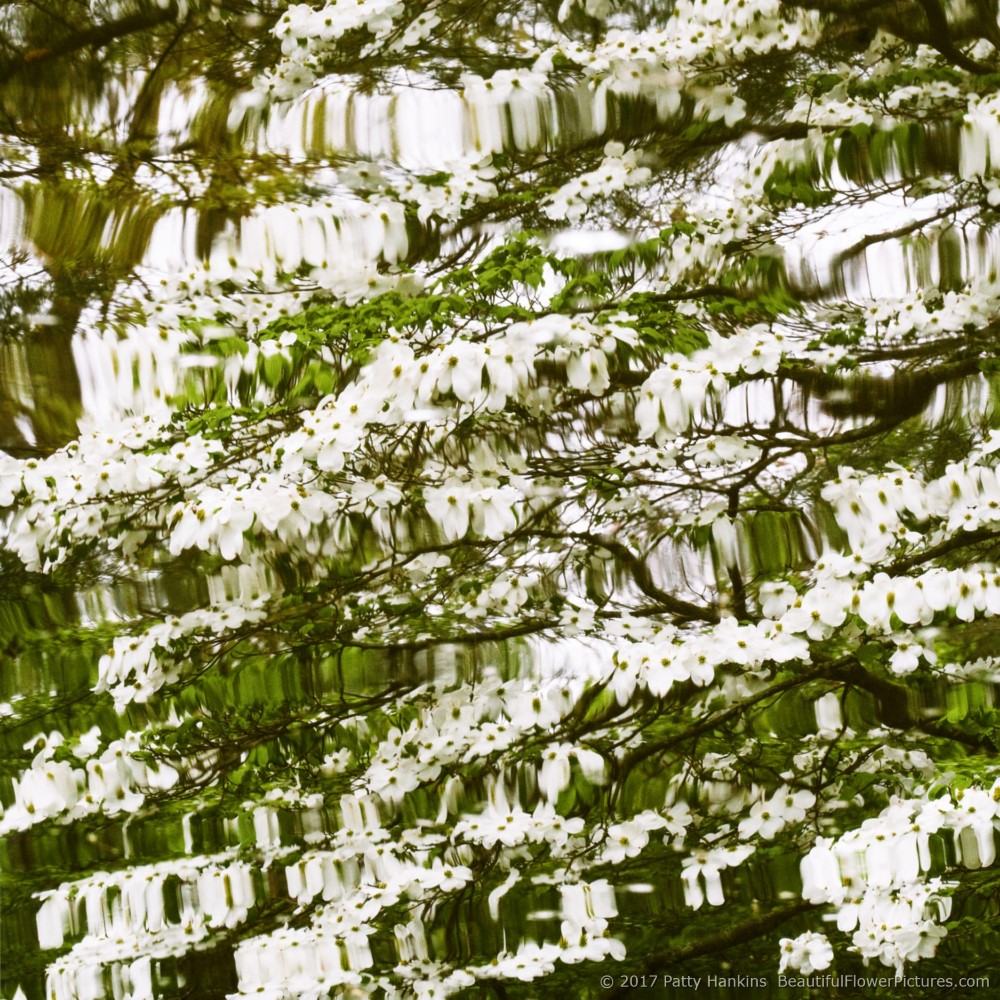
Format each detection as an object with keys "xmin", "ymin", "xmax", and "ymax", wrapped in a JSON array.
[
  {"xmin": 623, "ymin": 666, "xmax": 826, "ymax": 770},
  {"xmin": 607, "ymin": 900, "xmax": 820, "ymax": 998},
  {"xmin": 833, "ymin": 657, "xmax": 1000, "ymax": 753},
  {"xmin": 530, "ymin": 529, "xmax": 720, "ymax": 623},
  {"xmin": 0, "ymin": 5, "xmax": 177, "ymax": 84}
]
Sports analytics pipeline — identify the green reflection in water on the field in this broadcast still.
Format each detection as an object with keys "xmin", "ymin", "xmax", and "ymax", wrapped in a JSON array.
[{"xmin": 4, "ymin": 1, "xmax": 1000, "ymax": 999}]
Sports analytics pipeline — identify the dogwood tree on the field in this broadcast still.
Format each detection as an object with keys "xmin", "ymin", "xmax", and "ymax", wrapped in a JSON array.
[{"xmin": 3, "ymin": 0, "xmax": 1000, "ymax": 997}]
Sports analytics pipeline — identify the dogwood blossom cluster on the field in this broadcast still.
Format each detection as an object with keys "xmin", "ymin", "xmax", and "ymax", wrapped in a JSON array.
[
  {"xmin": 815, "ymin": 457, "xmax": 1000, "ymax": 600},
  {"xmin": 260, "ymin": 0, "xmax": 407, "ymax": 99},
  {"xmin": 548, "ymin": 1, "xmax": 821, "ymax": 123},
  {"xmin": 854, "ymin": 282, "xmax": 1000, "ymax": 343},
  {"xmin": 798, "ymin": 781, "xmax": 1000, "ymax": 974},
  {"xmin": 95, "ymin": 599, "xmax": 270, "ymax": 709},
  {"xmin": 635, "ymin": 326, "xmax": 784, "ymax": 440},
  {"xmin": 543, "ymin": 142, "xmax": 651, "ymax": 222},
  {"xmin": 778, "ymin": 931, "xmax": 833, "ymax": 975},
  {"xmin": 1, "ymin": 729, "xmax": 178, "ymax": 835},
  {"xmin": 609, "ymin": 618, "xmax": 808, "ymax": 702}
]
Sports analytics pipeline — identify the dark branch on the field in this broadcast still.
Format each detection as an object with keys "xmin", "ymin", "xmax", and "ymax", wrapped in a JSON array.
[
  {"xmin": 607, "ymin": 900, "xmax": 820, "ymax": 998},
  {"xmin": 0, "ymin": 6, "xmax": 177, "ymax": 84}
]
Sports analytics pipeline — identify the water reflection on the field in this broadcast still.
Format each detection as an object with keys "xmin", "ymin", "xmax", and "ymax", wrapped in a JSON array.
[{"xmin": 4, "ymin": 4, "xmax": 1000, "ymax": 1000}]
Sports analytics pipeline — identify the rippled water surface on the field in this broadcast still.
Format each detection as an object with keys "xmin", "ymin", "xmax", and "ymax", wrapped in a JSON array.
[{"xmin": 5, "ymin": 2, "xmax": 1000, "ymax": 999}]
